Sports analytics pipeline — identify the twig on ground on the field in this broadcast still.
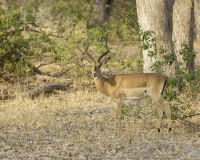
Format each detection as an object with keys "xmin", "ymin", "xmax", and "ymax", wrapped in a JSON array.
[
  {"xmin": 36, "ymin": 61, "xmax": 54, "ymax": 69},
  {"xmin": 180, "ymin": 113, "xmax": 200, "ymax": 119},
  {"xmin": 172, "ymin": 114, "xmax": 200, "ymax": 130},
  {"xmin": 144, "ymin": 139, "xmax": 162, "ymax": 154},
  {"xmin": 172, "ymin": 136, "xmax": 190, "ymax": 160}
]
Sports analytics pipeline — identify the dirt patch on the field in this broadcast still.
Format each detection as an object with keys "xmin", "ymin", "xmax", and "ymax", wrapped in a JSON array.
[{"xmin": 0, "ymin": 89, "xmax": 200, "ymax": 159}]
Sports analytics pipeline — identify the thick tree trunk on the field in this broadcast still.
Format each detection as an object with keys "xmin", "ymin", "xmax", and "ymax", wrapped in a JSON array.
[
  {"xmin": 172, "ymin": 0, "xmax": 194, "ymax": 74},
  {"xmin": 136, "ymin": 0, "xmax": 174, "ymax": 76},
  {"xmin": 194, "ymin": 0, "xmax": 200, "ymax": 41},
  {"xmin": 136, "ymin": 0, "xmax": 195, "ymax": 77},
  {"xmin": 92, "ymin": 0, "xmax": 114, "ymax": 27},
  {"xmin": 87, "ymin": 0, "xmax": 114, "ymax": 53}
]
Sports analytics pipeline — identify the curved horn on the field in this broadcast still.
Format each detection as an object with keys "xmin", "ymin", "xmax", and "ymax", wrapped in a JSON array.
[
  {"xmin": 78, "ymin": 42, "xmax": 95, "ymax": 62},
  {"xmin": 83, "ymin": 43, "xmax": 95, "ymax": 62},
  {"xmin": 98, "ymin": 39, "xmax": 109, "ymax": 62}
]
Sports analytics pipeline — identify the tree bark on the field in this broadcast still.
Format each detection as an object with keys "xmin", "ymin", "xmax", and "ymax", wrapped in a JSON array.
[
  {"xmin": 172, "ymin": 0, "xmax": 194, "ymax": 75},
  {"xmin": 92, "ymin": 0, "xmax": 114, "ymax": 27},
  {"xmin": 136, "ymin": 0, "xmax": 175, "ymax": 76},
  {"xmin": 87, "ymin": 0, "xmax": 114, "ymax": 54},
  {"xmin": 136, "ymin": 0, "xmax": 195, "ymax": 77},
  {"xmin": 194, "ymin": 0, "xmax": 200, "ymax": 41}
]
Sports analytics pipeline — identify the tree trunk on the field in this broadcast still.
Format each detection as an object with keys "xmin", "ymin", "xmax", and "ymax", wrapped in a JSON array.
[
  {"xmin": 136, "ymin": 0, "xmax": 174, "ymax": 76},
  {"xmin": 172, "ymin": 0, "xmax": 194, "ymax": 75},
  {"xmin": 92, "ymin": 0, "xmax": 114, "ymax": 27},
  {"xmin": 87, "ymin": 0, "xmax": 114, "ymax": 53},
  {"xmin": 194, "ymin": 0, "xmax": 200, "ymax": 41},
  {"xmin": 136, "ymin": 0, "xmax": 195, "ymax": 77}
]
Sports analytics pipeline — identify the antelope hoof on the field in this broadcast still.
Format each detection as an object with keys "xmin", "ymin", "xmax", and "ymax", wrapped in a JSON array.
[
  {"xmin": 168, "ymin": 128, "xmax": 171, "ymax": 132},
  {"xmin": 157, "ymin": 128, "xmax": 160, "ymax": 133}
]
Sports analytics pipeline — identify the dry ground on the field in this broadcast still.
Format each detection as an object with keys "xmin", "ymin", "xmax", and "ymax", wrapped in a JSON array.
[{"xmin": 0, "ymin": 85, "xmax": 200, "ymax": 160}]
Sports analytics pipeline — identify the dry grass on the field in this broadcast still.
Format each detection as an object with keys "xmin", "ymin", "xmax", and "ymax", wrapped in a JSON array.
[{"xmin": 0, "ymin": 86, "xmax": 200, "ymax": 159}]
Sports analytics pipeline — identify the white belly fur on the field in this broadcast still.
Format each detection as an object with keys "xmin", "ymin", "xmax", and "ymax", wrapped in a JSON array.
[{"xmin": 124, "ymin": 91, "xmax": 149, "ymax": 100}]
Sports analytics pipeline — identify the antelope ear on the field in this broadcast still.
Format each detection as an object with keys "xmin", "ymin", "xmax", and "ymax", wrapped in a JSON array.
[{"xmin": 82, "ymin": 59, "xmax": 92, "ymax": 67}]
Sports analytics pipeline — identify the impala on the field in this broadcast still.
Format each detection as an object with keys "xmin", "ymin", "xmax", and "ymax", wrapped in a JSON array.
[{"xmin": 82, "ymin": 42, "xmax": 172, "ymax": 137}]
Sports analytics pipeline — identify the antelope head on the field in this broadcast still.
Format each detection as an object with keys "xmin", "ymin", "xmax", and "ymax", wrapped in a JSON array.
[{"xmin": 83, "ymin": 42, "xmax": 110, "ymax": 80}]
